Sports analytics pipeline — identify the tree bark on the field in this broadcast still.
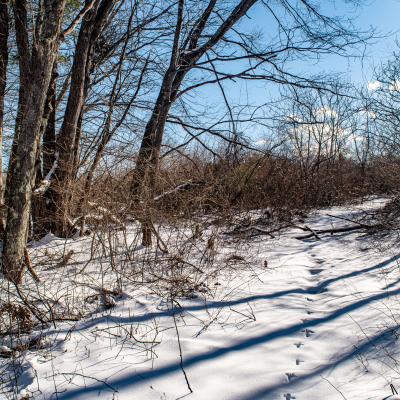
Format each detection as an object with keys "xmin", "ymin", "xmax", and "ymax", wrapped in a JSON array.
[
  {"xmin": 43, "ymin": 63, "xmax": 58, "ymax": 178},
  {"xmin": 5, "ymin": 0, "xmax": 29, "ymax": 211},
  {"xmin": 2, "ymin": 0, "xmax": 66, "ymax": 283},
  {"xmin": 0, "ymin": 0, "xmax": 8, "ymax": 233}
]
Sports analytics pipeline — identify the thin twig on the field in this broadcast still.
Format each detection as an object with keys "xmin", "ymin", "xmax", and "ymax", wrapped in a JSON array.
[
  {"xmin": 172, "ymin": 302, "xmax": 193, "ymax": 395},
  {"xmin": 320, "ymin": 375, "xmax": 348, "ymax": 400},
  {"xmin": 60, "ymin": 372, "xmax": 119, "ymax": 393}
]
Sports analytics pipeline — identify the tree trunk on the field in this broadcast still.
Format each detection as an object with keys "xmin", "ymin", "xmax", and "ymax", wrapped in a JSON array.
[
  {"xmin": 0, "ymin": 0, "xmax": 8, "ymax": 233},
  {"xmin": 31, "ymin": 63, "xmax": 58, "ymax": 237},
  {"xmin": 4, "ymin": 0, "xmax": 29, "ymax": 216},
  {"xmin": 52, "ymin": 0, "xmax": 114, "ymax": 236},
  {"xmin": 131, "ymin": 76, "xmax": 176, "ymax": 246},
  {"xmin": 53, "ymin": 4, "xmax": 98, "ymax": 236},
  {"xmin": 2, "ymin": 0, "xmax": 66, "ymax": 283},
  {"xmin": 130, "ymin": 0, "xmax": 257, "ymax": 245},
  {"xmin": 43, "ymin": 63, "xmax": 58, "ymax": 177}
]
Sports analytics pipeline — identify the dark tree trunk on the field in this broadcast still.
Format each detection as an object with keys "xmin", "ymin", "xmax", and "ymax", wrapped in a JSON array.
[
  {"xmin": 131, "ymin": 0, "xmax": 257, "ymax": 246},
  {"xmin": 0, "ymin": 0, "xmax": 8, "ymax": 233},
  {"xmin": 31, "ymin": 63, "xmax": 58, "ymax": 237},
  {"xmin": 4, "ymin": 0, "xmax": 29, "ymax": 211},
  {"xmin": 43, "ymin": 63, "xmax": 58, "ymax": 177},
  {"xmin": 52, "ymin": 0, "xmax": 114, "ymax": 236}
]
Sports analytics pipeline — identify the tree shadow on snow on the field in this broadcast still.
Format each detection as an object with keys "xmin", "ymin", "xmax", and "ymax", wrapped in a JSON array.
[
  {"xmin": 56, "ymin": 273, "xmax": 400, "ymax": 399},
  {"xmin": 51, "ymin": 253, "xmax": 400, "ymax": 336}
]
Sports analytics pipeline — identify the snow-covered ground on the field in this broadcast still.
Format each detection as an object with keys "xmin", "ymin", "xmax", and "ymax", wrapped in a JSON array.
[{"xmin": 2, "ymin": 198, "xmax": 400, "ymax": 400}]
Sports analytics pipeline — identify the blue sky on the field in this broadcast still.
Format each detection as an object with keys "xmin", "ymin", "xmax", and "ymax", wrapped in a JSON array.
[
  {"xmin": 258, "ymin": 0, "xmax": 400, "ymax": 86},
  {"xmin": 321, "ymin": 0, "xmax": 400, "ymax": 84},
  {"xmin": 180, "ymin": 0, "xmax": 400, "ymax": 147},
  {"xmin": 215, "ymin": 2, "xmax": 399, "ymax": 104},
  {"xmin": 190, "ymin": 0, "xmax": 400, "ymax": 109}
]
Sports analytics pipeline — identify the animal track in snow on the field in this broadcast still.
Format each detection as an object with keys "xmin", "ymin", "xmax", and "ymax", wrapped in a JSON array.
[
  {"xmin": 306, "ymin": 297, "xmax": 313, "ymax": 302},
  {"xmin": 309, "ymin": 253, "xmax": 324, "ymax": 263},
  {"xmin": 295, "ymin": 358, "xmax": 303, "ymax": 365},
  {"xmin": 285, "ymin": 372, "xmax": 297, "ymax": 382},
  {"xmin": 294, "ymin": 342, "xmax": 304, "ymax": 348},
  {"xmin": 284, "ymin": 393, "xmax": 296, "ymax": 399},
  {"xmin": 302, "ymin": 328, "xmax": 315, "ymax": 337},
  {"xmin": 309, "ymin": 268, "xmax": 323, "ymax": 275}
]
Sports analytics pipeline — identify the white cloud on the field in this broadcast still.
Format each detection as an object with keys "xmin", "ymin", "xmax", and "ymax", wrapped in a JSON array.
[
  {"xmin": 367, "ymin": 80, "xmax": 381, "ymax": 91},
  {"xmin": 254, "ymin": 139, "xmax": 268, "ymax": 147},
  {"xmin": 316, "ymin": 106, "xmax": 337, "ymax": 118}
]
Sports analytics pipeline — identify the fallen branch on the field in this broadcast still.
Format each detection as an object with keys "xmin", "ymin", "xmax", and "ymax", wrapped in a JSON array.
[
  {"xmin": 224, "ymin": 225, "xmax": 290, "ymax": 238},
  {"xmin": 241, "ymin": 226, "xmax": 276, "ymax": 238},
  {"xmin": 303, "ymin": 225, "xmax": 321, "ymax": 240},
  {"xmin": 326, "ymin": 213, "xmax": 370, "ymax": 228},
  {"xmin": 33, "ymin": 152, "xmax": 59, "ymax": 195},
  {"xmin": 154, "ymin": 181, "xmax": 203, "ymax": 201},
  {"xmin": 295, "ymin": 225, "xmax": 368, "ymax": 240},
  {"xmin": 60, "ymin": 372, "xmax": 119, "ymax": 394},
  {"xmin": 24, "ymin": 248, "xmax": 40, "ymax": 282},
  {"xmin": 172, "ymin": 302, "xmax": 193, "ymax": 395}
]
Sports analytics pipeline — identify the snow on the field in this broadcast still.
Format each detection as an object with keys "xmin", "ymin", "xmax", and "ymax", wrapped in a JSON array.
[
  {"xmin": 2, "ymin": 197, "xmax": 400, "ymax": 400},
  {"xmin": 34, "ymin": 152, "xmax": 59, "ymax": 195}
]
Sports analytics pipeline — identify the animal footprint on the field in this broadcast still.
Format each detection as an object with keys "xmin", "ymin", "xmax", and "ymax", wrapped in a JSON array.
[
  {"xmin": 295, "ymin": 359, "xmax": 303, "ymax": 365},
  {"xmin": 309, "ymin": 268, "xmax": 323, "ymax": 275},
  {"xmin": 294, "ymin": 342, "xmax": 304, "ymax": 348},
  {"xmin": 285, "ymin": 372, "xmax": 297, "ymax": 382},
  {"xmin": 302, "ymin": 328, "xmax": 314, "ymax": 337},
  {"xmin": 284, "ymin": 394, "xmax": 296, "ymax": 400}
]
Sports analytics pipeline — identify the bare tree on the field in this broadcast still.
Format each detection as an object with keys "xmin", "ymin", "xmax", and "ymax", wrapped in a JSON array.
[
  {"xmin": 129, "ymin": 0, "xmax": 369, "ymax": 245},
  {"xmin": 368, "ymin": 49, "xmax": 400, "ymax": 156},
  {"xmin": 2, "ymin": 0, "xmax": 68, "ymax": 283},
  {"xmin": 280, "ymin": 86, "xmax": 353, "ymax": 175},
  {"xmin": 48, "ymin": 0, "xmax": 117, "ymax": 236},
  {"xmin": 47, "ymin": 0, "xmax": 171, "ymax": 236}
]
